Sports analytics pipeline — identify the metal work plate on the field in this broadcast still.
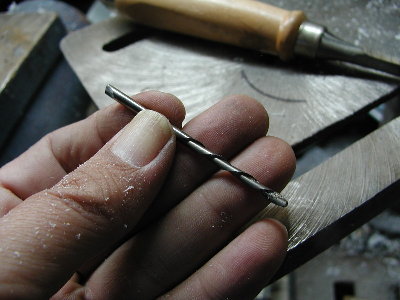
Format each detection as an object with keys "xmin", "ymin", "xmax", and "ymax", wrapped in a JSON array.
[
  {"xmin": 262, "ymin": 116, "xmax": 400, "ymax": 278},
  {"xmin": 61, "ymin": 0, "xmax": 399, "ymax": 149}
]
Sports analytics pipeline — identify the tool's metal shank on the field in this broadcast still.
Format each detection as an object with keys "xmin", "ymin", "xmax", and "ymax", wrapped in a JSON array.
[{"xmin": 294, "ymin": 22, "xmax": 400, "ymax": 76}]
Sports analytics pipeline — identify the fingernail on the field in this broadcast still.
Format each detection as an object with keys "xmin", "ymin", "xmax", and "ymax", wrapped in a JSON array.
[{"xmin": 112, "ymin": 110, "xmax": 173, "ymax": 167}]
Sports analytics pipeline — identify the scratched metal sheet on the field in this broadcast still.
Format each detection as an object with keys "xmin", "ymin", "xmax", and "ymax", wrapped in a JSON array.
[
  {"xmin": 256, "ymin": 116, "xmax": 400, "ymax": 277},
  {"xmin": 61, "ymin": 0, "xmax": 399, "ymax": 148}
]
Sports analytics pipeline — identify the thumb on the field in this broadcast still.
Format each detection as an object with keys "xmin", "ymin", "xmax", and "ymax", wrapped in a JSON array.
[{"xmin": 0, "ymin": 110, "xmax": 175, "ymax": 299}]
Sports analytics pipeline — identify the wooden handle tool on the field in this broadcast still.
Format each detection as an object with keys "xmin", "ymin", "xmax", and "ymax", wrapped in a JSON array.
[
  {"xmin": 114, "ymin": 0, "xmax": 305, "ymax": 60},
  {"xmin": 106, "ymin": 0, "xmax": 399, "ymax": 76}
]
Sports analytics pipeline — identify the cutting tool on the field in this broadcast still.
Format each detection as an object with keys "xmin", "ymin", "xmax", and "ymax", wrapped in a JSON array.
[
  {"xmin": 102, "ymin": 0, "xmax": 399, "ymax": 76},
  {"xmin": 105, "ymin": 84, "xmax": 288, "ymax": 207}
]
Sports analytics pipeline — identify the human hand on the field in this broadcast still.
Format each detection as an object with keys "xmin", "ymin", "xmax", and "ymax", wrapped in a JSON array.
[{"xmin": 0, "ymin": 91, "xmax": 295, "ymax": 299}]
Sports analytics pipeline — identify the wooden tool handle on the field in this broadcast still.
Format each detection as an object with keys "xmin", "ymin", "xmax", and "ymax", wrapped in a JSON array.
[{"xmin": 115, "ymin": 0, "xmax": 306, "ymax": 60}]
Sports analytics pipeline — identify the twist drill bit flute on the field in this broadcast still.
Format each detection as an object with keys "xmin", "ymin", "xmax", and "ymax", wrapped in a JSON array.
[{"xmin": 105, "ymin": 85, "xmax": 288, "ymax": 207}]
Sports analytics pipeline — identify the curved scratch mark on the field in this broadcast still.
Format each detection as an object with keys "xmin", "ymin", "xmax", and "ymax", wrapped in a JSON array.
[{"xmin": 241, "ymin": 70, "xmax": 307, "ymax": 103}]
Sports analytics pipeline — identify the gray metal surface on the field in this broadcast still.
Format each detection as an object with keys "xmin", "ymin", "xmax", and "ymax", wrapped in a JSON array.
[
  {"xmin": 61, "ymin": 1, "xmax": 399, "ymax": 149},
  {"xmin": 257, "ymin": 116, "xmax": 400, "ymax": 278}
]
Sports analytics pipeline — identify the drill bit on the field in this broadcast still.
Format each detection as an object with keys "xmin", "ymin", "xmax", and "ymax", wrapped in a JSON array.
[{"xmin": 105, "ymin": 84, "xmax": 288, "ymax": 207}]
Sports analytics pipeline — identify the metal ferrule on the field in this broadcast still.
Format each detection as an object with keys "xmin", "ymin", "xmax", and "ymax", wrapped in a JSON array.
[{"xmin": 294, "ymin": 22, "xmax": 325, "ymax": 58}]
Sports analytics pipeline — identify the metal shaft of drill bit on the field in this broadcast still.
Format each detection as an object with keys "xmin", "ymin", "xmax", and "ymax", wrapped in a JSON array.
[{"xmin": 105, "ymin": 84, "xmax": 288, "ymax": 207}]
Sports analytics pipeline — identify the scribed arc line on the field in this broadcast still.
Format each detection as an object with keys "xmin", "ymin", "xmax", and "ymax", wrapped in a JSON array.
[{"xmin": 241, "ymin": 70, "xmax": 306, "ymax": 103}]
